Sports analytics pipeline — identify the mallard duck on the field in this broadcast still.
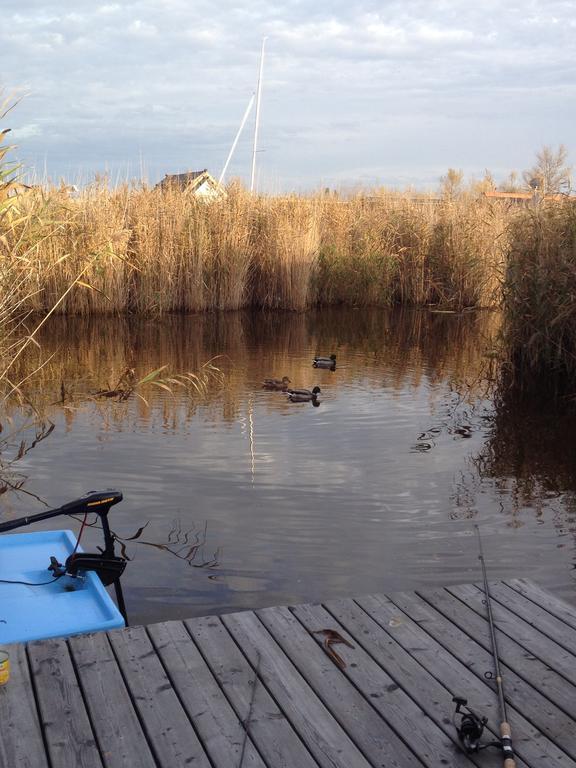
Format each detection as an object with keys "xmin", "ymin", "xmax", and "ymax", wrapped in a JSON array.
[
  {"xmin": 313, "ymin": 354, "xmax": 336, "ymax": 369},
  {"xmin": 262, "ymin": 376, "xmax": 291, "ymax": 390},
  {"xmin": 287, "ymin": 386, "xmax": 321, "ymax": 402}
]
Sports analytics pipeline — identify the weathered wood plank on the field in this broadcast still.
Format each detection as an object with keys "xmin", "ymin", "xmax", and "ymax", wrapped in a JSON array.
[
  {"xmin": 320, "ymin": 600, "xmax": 495, "ymax": 766},
  {"xmin": 0, "ymin": 643, "xmax": 48, "ymax": 768},
  {"xmin": 107, "ymin": 625, "xmax": 211, "ymax": 768},
  {"xmin": 486, "ymin": 581, "xmax": 576, "ymax": 656},
  {"xmin": 356, "ymin": 595, "xmax": 532, "ymax": 766},
  {"xmin": 148, "ymin": 620, "xmax": 266, "ymax": 768},
  {"xmin": 27, "ymin": 636, "xmax": 103, "ymax": 768},
  {"xmin": 506, "ymin": 579, "xmax": 576, "ymax": 631},
  {"xmin": 186, "ymin": 614, "xmax": 320, "ymax": 768},
  {"xmin": 260, "ymin": 603, "xmax": 425, "ymax": 768},
  {"xmin": 449, "ymin": 583, "xmax": 576, "ymax": 688},
  {"xmin": 68, "ymin": 632, "xmax": 157, "ymax": 768},
  {"xmin": 11, "ymin": 581, "xmax": 576, "ymax": 768},
  {"xmin": 382, "ymin": 590, "xmax": 575, "ymax": 767},
  {"xmin": 222, "ymin": 609, "xmax": 372, "ymax": 768},
  {"xmin": 412, "ymin": 587, "xmax": 576, "ymax": 760}
]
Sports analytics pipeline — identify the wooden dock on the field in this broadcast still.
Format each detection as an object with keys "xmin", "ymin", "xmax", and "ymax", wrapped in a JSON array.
[{"xmin": 2, "ymin": 578, "xmax": 576, "ymax": 768}]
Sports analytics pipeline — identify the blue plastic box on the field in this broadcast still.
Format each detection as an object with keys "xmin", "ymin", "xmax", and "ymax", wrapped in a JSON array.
[{"xmin": 0, "ymin": 529, "xmax": 125, "ymax": 644}]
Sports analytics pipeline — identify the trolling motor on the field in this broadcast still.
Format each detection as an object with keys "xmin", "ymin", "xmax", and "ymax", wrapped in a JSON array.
[{"xmin": 0, "ymin": 490, "xmax": 128, "ymax": 624}]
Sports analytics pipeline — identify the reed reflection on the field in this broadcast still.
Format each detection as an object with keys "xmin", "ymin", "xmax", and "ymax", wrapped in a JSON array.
[
  {"xmin": 14, "ymin": 307, "xmax": 500, "ymax": 429},
  {"xmin": 477, "ymin": 389, "xmax": 576, "ymax": 530},
  {"xmin": 5, "ymin": 307, "xmax": 574, "ymax": 623}
]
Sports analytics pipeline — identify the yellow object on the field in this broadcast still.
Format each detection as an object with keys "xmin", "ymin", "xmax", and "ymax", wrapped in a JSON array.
[{"xmin": 0, "ymin": 650, "xmax": 10, "ymax": 686}]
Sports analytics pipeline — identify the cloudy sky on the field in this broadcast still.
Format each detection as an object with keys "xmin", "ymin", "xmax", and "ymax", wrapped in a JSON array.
[{"xmin": 2, "ymin": 1, "xmax": 575, "ymax": 191}]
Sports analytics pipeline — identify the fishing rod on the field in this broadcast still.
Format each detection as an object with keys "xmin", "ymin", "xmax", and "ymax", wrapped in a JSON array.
[{"xmin": 452, "ymin": 525, "xmax": 516, "ymax": 767}]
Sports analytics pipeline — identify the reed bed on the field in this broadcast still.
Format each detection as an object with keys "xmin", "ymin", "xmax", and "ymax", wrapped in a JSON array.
[
  {"xmin": 8, "ymin": 169, "xmax": 576, "ymax": 398},
  {"xmin": 502, "ymin": 199, "xmax": 576, "ymax": 393},
  {"xmin": 1, "ymin": 184, "xmax": 513, "ymax": 315}
]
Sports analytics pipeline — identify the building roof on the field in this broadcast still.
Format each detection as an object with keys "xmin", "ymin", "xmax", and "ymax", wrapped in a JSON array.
[
  {"xmin": 484, "ymin": 190, "xmax": 565, "ymax": 202},
  {"xmin": 156, "ymin": 170, "xmax": 225, "ymax": 196}
]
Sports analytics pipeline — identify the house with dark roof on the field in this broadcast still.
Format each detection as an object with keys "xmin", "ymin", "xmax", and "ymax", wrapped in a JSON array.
[{"xmin": 155, "ymin": 169, "xmax": 226, "ymax": 198}]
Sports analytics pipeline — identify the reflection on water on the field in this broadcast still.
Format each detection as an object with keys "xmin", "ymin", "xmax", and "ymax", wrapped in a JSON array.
[
  {"xmin": 477, "ymin": 389, "xmax": 576, "ymax": 527},
  {"xmin": 1, "ymin": 308, "xmax": 575, "ymax": 624}
]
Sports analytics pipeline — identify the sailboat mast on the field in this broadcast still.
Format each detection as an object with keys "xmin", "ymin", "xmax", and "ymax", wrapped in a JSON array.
[
  {"xmin": 250, "ymin": 36, "xmax": 267, "ymax": 193},
  {"xmin": 219, "ymin": 93, "xmax": 255, "ymax": 185}
]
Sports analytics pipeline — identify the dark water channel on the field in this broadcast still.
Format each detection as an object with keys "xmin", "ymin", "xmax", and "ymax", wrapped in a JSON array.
[{"xmin": 2, "ymin": 308, "xmax": 575, "ymax": 625}]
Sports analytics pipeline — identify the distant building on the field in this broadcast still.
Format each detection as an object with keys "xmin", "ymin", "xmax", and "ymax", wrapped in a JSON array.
[
  {"xmin": 155, "ymin": 169, "xmax": 226, "ymax": 198},
  {"xmin": 483, "ymin": 190, "xmax": 565, "ymax": 203},
  {"xmin": 60, "ymin": 183, "xmax": 80, "ymax": 198}
]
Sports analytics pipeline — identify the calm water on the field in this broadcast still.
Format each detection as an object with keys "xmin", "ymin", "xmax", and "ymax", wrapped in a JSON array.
[{"xmin": 2, "ymin": 308, "xmax": 575, "ymax": 624}]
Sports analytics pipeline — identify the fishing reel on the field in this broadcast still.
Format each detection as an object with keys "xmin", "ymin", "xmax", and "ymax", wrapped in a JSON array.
[
  {"xmin": 452, "ymin": 696, "xmax": 503, "ymax": 754},
  {"xmin": 452, "ymin": 696, "xmax": 488, "ymax": 752}
]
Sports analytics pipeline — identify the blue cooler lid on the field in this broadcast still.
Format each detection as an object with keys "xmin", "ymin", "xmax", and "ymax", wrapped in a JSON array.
[{"xmin": 0, "ymin": 529, "xmax": 125, "ymax": 644}]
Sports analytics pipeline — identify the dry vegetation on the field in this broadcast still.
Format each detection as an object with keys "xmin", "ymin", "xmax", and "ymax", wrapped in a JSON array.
[
  {"xmin": 1, "ymin": 183, "xmax": 513, "ymax": 316},
  {"xmin": 2, "ymin": 108, "xmax": 576, "ymax": 397},
  {"xmin": 3, "ymin": 87, "xmax": 575, "ymax": 398},
  {"xmin": 502, "ymin": 199, "xmax": 576, "ymax": 393}
]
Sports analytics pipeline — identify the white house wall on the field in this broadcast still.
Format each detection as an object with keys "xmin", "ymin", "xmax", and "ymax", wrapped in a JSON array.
[{"xmin": 194, "ymin": 180, "xmax": 220, "ymax": 198}]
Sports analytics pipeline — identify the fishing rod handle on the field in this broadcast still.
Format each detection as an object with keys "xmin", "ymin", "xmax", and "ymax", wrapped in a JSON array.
[{"xmin": 500, "ymin": 721, "xmax": 516, "ymax": 768}]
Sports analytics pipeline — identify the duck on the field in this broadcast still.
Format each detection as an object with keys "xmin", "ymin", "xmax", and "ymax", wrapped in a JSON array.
[
  {"xmin": 262, "ymin": 376, "xmax": 291, "ymax": 391},
  {"xmin": 313, "ymin": 354, "xmax": 336, "ymax": 369},
  {"xmin": 287, "ymin": 386, "xmax": 321, "ymax": 402}
]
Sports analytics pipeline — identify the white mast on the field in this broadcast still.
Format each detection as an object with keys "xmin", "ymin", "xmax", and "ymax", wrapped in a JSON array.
[
  {"xmin": 250, "ymin": 36, "xmax": 267, "ymax": 193},
  {"xmin": 219, "ymin": 94, "xmax": 255, "ymax": 185}
]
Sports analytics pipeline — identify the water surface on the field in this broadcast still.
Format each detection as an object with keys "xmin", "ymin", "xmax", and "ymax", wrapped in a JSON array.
[{"xmin": 2, "ymin": 309, "xmax": 575, "ymax": 624}]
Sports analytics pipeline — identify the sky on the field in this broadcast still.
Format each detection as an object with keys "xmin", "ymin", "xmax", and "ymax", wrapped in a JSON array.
[{"xmin": 2, "ymin": 0, "xmax": 575, "ymax": 192}]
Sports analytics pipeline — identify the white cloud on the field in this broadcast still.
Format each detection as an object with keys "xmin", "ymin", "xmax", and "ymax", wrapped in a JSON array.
[
  {"xmin": 271, "ymin": 19, "xmax": 347, "ymax": 43},
  {"xmin": 184, "ymin": 28, "xmax": 225, "ymax": 44},
  {"xmin": 415, "ymin": 24, "xmax": 474, "ymax": 43},
  {"xmin": 365, "ymin": 22, "xmax": 406, "ymax": 44},
  {"xmin": 11, "ymin": 123, "xmax": 42, "ymax": 139},
  {"xmin": 127, "ymin": 19, "xmax": 157, "ymax": 37},
  {"xmin": 2, "ymin": 0, "xmax": 575, "ymax": 190}
]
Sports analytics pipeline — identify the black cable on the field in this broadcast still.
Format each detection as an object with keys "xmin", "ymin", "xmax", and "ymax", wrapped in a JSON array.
[
  {"xmin": 0, "ymin": 575, "xmax": 63, "ymax": 587},
  {"xmin": 0, "ymin": 512, "xmax": 93, "ymax": 588}
]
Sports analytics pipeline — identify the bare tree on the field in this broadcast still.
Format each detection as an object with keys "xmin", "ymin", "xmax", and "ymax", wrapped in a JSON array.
[
  {"xmin": 499, "ymin": 170, "xmax": 523, "ymax": 193},
  {"xmin": 523, "ymin": 144, "xmax": 571, "ymax": 193},
  {"xmin": 440, "ymin": 168, "xmax": 464, "ymax": 198}
]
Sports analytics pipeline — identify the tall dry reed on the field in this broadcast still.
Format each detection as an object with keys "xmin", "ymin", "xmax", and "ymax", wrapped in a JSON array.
[
  {"xmin": 251, "ymin": 195, "xmax": 320, "ymax": 310},
  {"xmin": 315, "ymin": 194, "xmax": 402, "ymax": 306},
  {"xmin": 127, "ymin": 186, "xmax": 208, "ymax": 313},
  {"xmin": 2, "ymin": 183, "xmax": 516, "ymax": 316},
  {"xmin": 426, "ymin": 194, "xmax": 508, "ymax": 308},
  {"xmin": 502, "ymin": 198, "xmax": 576, "ymax": 391}
]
